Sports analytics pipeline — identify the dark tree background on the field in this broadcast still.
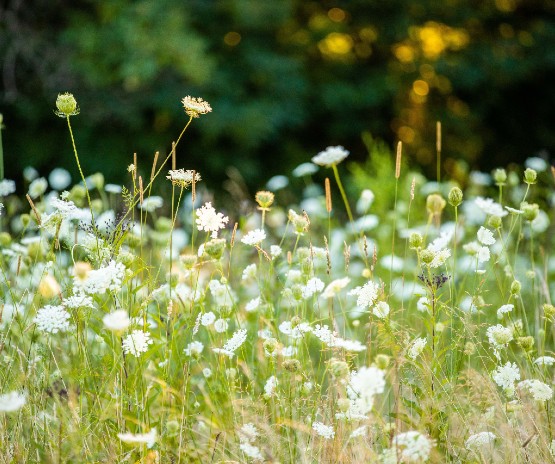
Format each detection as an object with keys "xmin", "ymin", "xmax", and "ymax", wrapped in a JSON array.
[{"xmin": 1, "ymin": 0, "xmax": 555, "ymax": 190}]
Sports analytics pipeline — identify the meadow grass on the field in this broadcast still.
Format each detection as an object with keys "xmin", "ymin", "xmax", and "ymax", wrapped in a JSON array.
[{"xmin": 0, "ymin": 94, "xmax": 554, "ymax": 463}]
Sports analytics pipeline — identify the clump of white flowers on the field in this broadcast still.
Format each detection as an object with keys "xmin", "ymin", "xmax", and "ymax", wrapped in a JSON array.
[
  {"xmin": 311, "ymin": 145, "xmax": 349, "ymax": 167},
  {"xmin": 492, "ymin": 362, "xmax": 520, "ymax": 397},
  {"xmin": 312, "ymin": 421, "xmax": 335, "ymax": 439},
  {"xmin": 196, "ymin": 202, "xmax": 229, "ymax": 238},
  {"xmin": 409, "ymin": 337, "xmax": 427, "ymax": 360},
  {"xmin": 103, "ymin": 310, "xmax": 131, "ymax": 332},
  {"xmin": 465, "ymin": 431, "xmax": 496, "ymax": 451},
  {"xmin": 122, "ymin": 330, "xmax": 153, "ymax": 357},
  {"xmin": 212, "ymin": 328, "xmax": 247, "ymax": 358},
  {"xmin": 34, "ymin": 305, "xmax": 71, "ymax": 333},
  {"xmin": 383, "ymin": 431, "xmax": 434, "ymax": 463},
  {"xmin": 0, "ymin": 391, "xmax": 26, "ymax": 412},
  {"xmin": 241, "ymin": 229, "xmax": 266, "ymax": 246},
  {"xmin": 518, "ymin": 379, "xmax": 553, "ymax": 402}
]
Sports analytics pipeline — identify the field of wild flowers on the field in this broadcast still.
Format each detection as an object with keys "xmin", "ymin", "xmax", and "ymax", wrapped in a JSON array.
[{"xmin": 0, "ymin": 93, "xmax": 554, "ymax": 463}]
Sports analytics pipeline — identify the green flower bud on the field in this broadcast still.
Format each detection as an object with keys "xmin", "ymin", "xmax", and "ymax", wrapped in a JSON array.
[
  {"xmin": 493, "ymin": 168, "xmax": 507, "ymax": 185},
  {"xmin": 282, "ymin": 359, "xmax": 301, "ymax": 372},
  {"xmin": 419, "ymin": 249, "xmax": 434, "ymax": 265},
  {"xmin": 487, "ymin": 215, "xmax": 502, "ymax": 229},
  {"xmin": 89, "ymin": 173, "xmax": 104, "ymax": 190},
  {"xmin": 20, "ymin": 213, "xmax": 31, "ymax": 228},
  {"xmin": 155, "ymin": 217, "xmax": 173, "ymax": 233},
  {"xmin": 523, "ymin": 167, "xmax": 537, "ymax": 185},
  {"xmin": 55, "ymin": 92, "xmax": 79, "ymax": 117},
  {"xmin": 263, "ymin": 338, "xmax": 279, "ymax": 355},
  {"xmin": 409, "ymin": 232, "xmax": 423, "ymax": 250},
  {"xmin": 375, "ymin": 354, "xmax": 390, "ymax": 370},
  {"xmin": 337, "ymin": 398, "xmax": 351, "ymax": 412},
  {"xmin": 204, "ymin": 238, "xmax": 226, "ymax": 260},
  {"xmin": 448, "ymin": 187, "xmax": 463, "ymax": 207},
  {"xmin": 328, "ymin": 358, "xmax": 349, "ymax": 378},
  {"xmin": 521, "ymin": 202, "xmax": 539, "ymax": 222},
  {"xmin": 464, "ymin": 342, "xmax": 476, "ymax": 355},
  {"xmin": 426, "ymin": 193, "xmax": 446, "ymax": 217},
  {"xmin": 255, "ymin": 190, "xmax": 275, "ymax": 210},
  {"xmin": 91, "ymin": 199, "xmax": 103, "ymax": 215},
  {"xmin": 542, "ymin": 304, "xmax": 555, "ymax": 319},
  {"xmin": 517, "ymin": 336, "xmax": 534, "ymax": 351},
  {"xmin": 510, "ymin": 279, "xmax": 521, "ymax": 295},
  {"xmin": 166, "ymin": 420, "xmax": 180, "ymax": 437},
  {"xmin": 0, "ymin": 232, "xmax": 11, "ymax": 247},
  {"xmin": 180, "ymin": 254, "xmax": 197, "ymax": 269}
]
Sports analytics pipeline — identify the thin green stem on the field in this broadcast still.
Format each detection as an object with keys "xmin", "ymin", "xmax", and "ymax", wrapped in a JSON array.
[{"xmin": 331, "ymin": 164, "xmax": 354, "ymax": 224}]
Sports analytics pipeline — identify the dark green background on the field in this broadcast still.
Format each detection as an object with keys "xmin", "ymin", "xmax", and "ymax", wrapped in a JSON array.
[{"xmin": 2, "ymin": 0, "xmax": 555, "ymax": 190}]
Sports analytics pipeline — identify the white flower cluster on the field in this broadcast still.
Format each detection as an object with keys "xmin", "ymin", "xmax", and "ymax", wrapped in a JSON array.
[
  {"xmin": 492, "ymin": 361, "xmax": 520, "ymax": 397},
  {"xmin": 0, "ymin": 391, "xmax": 26, "ymax": 412},
  {"xmin": 337, "ymin": 366, "xmax": 386, "ymax": 420},
  {"xmin": 349, "ymin": 280, "xmax": 379, "ymax": 309},
  {"xmin": 103, "ymin": 310, "xmax": 130, "ymax": 332},
  {"xmin": 475, "ymin": 197, "xmax": 508, "ymax": 217},
  {"xmin": 486, "ymin": 324, "xmax": 513, "ymax": 359},
  {"xmin": 382, "ymin": 431, "xmax": 434, "ymax": 463},
  {"xmin": 34, "ymin": 305, "xmax": 71, "ymax": 334},
  {"xmin": 518, "ymin": 379, "xmax": 553, "ymax": 402},
  {"xmin": 409, "ymin": 337, "xmax": 427, "ymax": 360},
  {"xmin": 75, "ymin": 260, "xmax": 126, "ymax": 295},
  {"xmin": 312, "ymin": 324, "xmax": 366, "ymax": 352},
  {"xmin": 196, "ymin": 202, "xmax": 229, "ymax": 238},
  {"xmin": 212, "ymin": 328, "xmax": 247, "ymax": 358},
  {"xmin": 496, "ymin": 304, "xmax": 514, "ymax": 319},
  {"xmin": 238, "ymin": 423, "xmax": 263, "ymax": 462},
  {"xmin": 208, "ymin": 279, "xmax": 236, "ymax": 309},
  {"xmin": 312, "ymin": 421, "xmax": 335, "ymax": 439},
  {"xmin": 321, "ymin": 277, "xmax": 351, "ymax": 299},
  {"xmin": 0, "ymin": 179, "xmax": 16, "ymax": 197},
  {"xmin": 184, "ymin": 341, "xmax": 204, "ymax": 357},
  {"xmin": 311, "ymin": 145, "xmax": 349, "ymax": 167},
  {"xmin": 122, "ymin": 330, "xmax": 153, "ymax": 357},
  {"xmin": 264, "ymin": 375, "xmax": 278, "ymax": 398},
  {"xmin": 117, "ymin": 428, "xmax": 157, "ymax": 448},
  {"xmin": 465, "ymin": 431, "xmax": 496, "ymax": 451},
  {"xmin": 241, "ymin": 228, "xmax": 266, "ymax": 246}
]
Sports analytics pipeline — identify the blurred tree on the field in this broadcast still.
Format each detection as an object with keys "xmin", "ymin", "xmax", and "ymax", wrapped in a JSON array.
[{"xmin": 1, "ymin": 0, "xmax": 555, "ymax": 190}]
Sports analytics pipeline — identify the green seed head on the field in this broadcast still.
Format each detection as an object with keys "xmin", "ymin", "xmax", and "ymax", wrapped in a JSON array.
[
  {"xmin": 523, "ymin": 167, "xmax": 537, "ymax": 185},
  {"xmin": 493, "ymin": 168, "xmax": 507, "ymax": 185},
  {"xmin": 409, "ymin": 232, "xmax": 423, "ymax": 250},
  {"xmin": 448, "ymin": 186, "xmax": 463, "ymax": 207},
  {"xmin": 55, "ymin": 92, "xmax": 79, "ymax": 117}
]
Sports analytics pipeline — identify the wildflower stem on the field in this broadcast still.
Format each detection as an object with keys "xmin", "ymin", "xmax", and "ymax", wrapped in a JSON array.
[{"xmin": 331, "ymin": 164, "xmax": 354, "ymax": 224}]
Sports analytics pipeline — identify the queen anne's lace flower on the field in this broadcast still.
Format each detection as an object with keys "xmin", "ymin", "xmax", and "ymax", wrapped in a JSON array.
[
  {"xmin": 118, "ymin": 428, "xmax": 157, "ymax": 447},
  {"xmin": 391, "ymin": 431, "xmax": 434, "ymax": 462},
  {"xmin": 0, "ymin": 179, "xmax": 16, "ymax": 197},
  {"xmin": 337, "ymin": 367, "xmax": 386, "ymax": 420},
  {"xmin": 518, "ymin": 379, "xmax": 553, "ymax": 401},
  {"xmin": 465, "ymin": 432, "xmax": 496, "ymax": 451},
  {"xmin": 534, "ymin": 356, "xmax": 555, "ymax": 366},
  {"xmin": 196, "ymin": 202, "xmax": 229, "ymax": 238},
  {"xmin": 312, "ymin": 146, "xmax": 350, "ymax": 167},
  {"xmin": 213, "ymin": 328, "xmax": 247, "ymax": 358},
  {"xmin": 477, "ymin": 226, "xmax": 496, "ymax": 245},
  {"xmin": 122, "ymin": 330, "xmax": 153, "ymax": 357},
  {"xmin": 492, "ymin": 362, "xmax": 520, "ymax": 396},
  {"xmin": 264, "ymin": 375, "xmax": 278, "ymax": 398},
  {"xmin": 167, "ymin": 169, "xmax": 201, "ymax": 188},
  {"xmin": 0, "ymin": 391, "xmax": 26, "ymax": 412},
  {"xmin": 184, "ymin": 341, "xmax": 204, "ymax": 357},
  {"xmin": 312, "ymin": 421, "xmax": 335, "ymax": 439},
  {"xmin": 34, "ymin": 305, "xmax": 71, "ymax": 333},
  {"xmin": 182, "ymin": 96, "xmax": 212, "ymax": 118},
  {"xmin": 350, "ymin": 281, "xmax": 379, "ymax": 308},
  {"xmin": 103, "ymin": 310, "xmax": 130, "ymax": 332},
  {"xmin": 239, "ymin": 442, "xmax": 264, "ymax": 461},
  {"xmin": 409, "ymin": 337, "xmax": 427, "ymax": 360},
  {"xmin": 241, "ymin": 229, "xmax": 266, "ymax": 246},
  {"xmin": 76, "ymin": 260, "xmax": 126, "ymax": 295}
]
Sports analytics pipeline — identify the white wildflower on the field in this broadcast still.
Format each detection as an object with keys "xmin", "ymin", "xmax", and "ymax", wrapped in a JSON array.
[
  {"xmin": 76, "ymin": 260, "xmax": 125, "ymax": 295},
  {"xmin": 63, "ymin": 294, "xmax": 94, "ymax": 309},
  {"xmin": 496, "ymin": 304, "xmax": 514, "ymax": 319},
  {"xmin": 477, "ymin": 226, "xmax": 496, "ymax": 245},
  {"xmin": 350, "ymin": 426, "xmax": 368, "ymax": 438},
  {"xmin": 184, "ymin": 341, "xmax": 204, "ymax": 357},
  {"xmin": 534, "ymin": 356, "xmax": 555, "ymax": 366},
  {"xmin": 166, "ymin": 169, "xmax": 201, "ymax": 188},
  {"xmin": 264, "ymin": 375, "xmax": 278, "ymax": 398},
  {"xmin": 214, "ymin": 318, "xmax": 228, "ymax": 333},
  {"xmin": 122, "ymin": 330, "xmax": 153, "ymax": 357},
  {"xmin": 196, "ymin": 202, "xmax": 228, "ymax": 238},
  {"xmin": 242, "ymin": 263, "xmax": 257, "ymax": 281},
  {"xmin": 34, "ymin": 305, "xmax": 71, "ymax": 333},
  {"xmin": 0, "ymin": 391, "xmax": 26, "ymax": 412},
  {"xmin": 139, "ymin": 195, "xmax": 163, "ymax": 212},
  {"xmin": 203, "ymin": 368, "xmax": 212, "ymax": 378},
  {"xmin": 465, "ymin": 432, "xmax": 496, "ymax": 451},
  {"xmin": 239, "ymin": 423, "xmax": 259, "ymax": 443},
  {"xmin": 339, "ymin": 366, "xmax": 386, "ymax": 420},
  {"xmin": 409, "ymin": 337, "xmax": 427, "ymax": 360},
  {"xmin": 477, "ymin": 246, "xmax": 491, "ymax": 264},
  {"xmin": 492, "ymin": 362, "xmax": 520, "ymax": 396},
  {"xmin": 213, "ymin": 328, "xmax": 247, "ymax": 358},
  {"xmin": 301, "ymin": 277, "xmax": 325, "ymax": 299},
  {"xmin": 518, "ymin": 379, "xmax": 553, "ymax": 402},
  {"xmin": 182, "ymin": 96, "xmax": 212, "ymax": 118},
  {"xmin": 392, "ymin": 431, "xmax": 434, "ymax": 462},
  {"xmin": 28, "ymin": 177, "xmax": 48, "ymax": 199},
  {"xmin": 350, "ymin": 281, "xmax": 379, "ymax": 308},
  {"xmin": 417, "ymin": 296, "xmax": 430, "ymax": 313},
  {"xmin": 118, "ymin": 428, "xmax": 157, "ymax": 448},
  {"xmin": 475, "ymin": 197, "xmax": 508, "ymax": 217},
  {"xmin": 239, "ymin": 442, "xmax": 264, "ymax": 461},
  {"xmin": 201, "ymin": 312, "xmax": 216, "ymax": 326},
  {"xmin": 322, "ymin": 277, "xmax": 351, "ymax": 298},
  {"xmin": 0, "ymin": 179, "xmax": 16, "ymax": 197},
  {"xmin": 241, "ymin": 229, "xmax": 266, "ymax": 246},
  {"xmin": 103, "ymin": 310, "xmax": 131, "ymax": 332},
  {"xmin": 49, "ymin": 168, "xmax": 71, "ymax": 190},
  {"xmin": 312, "ymin": 146, "xmax": 349, "ymax": 167},
  {"xmin": 245, "ymin": 297, "xmax": 260, "ymax": 312},
  {"xmin": 373, "ymin": 301, "xmax": 390, "ymax": 319},
  {"xmin": 487, "ymin": 324, "xmax": 513, "ymax": 349},
  {"xmin": 312, "ymin": 421, "xmax": 335, "ymax": 439},
  {"xmin": 270, "ymin": 245, "xmax": 282, "ymax": 258}
]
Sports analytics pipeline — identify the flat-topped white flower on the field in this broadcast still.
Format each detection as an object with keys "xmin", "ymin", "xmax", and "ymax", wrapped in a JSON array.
[
  {"xmin": 534, "ymin": 356, "xmax": 555, "ymax": 366},
  {"xmin": 0, "ymin": 391, "xmax": 26, "ymax": 412},
  {"xmin": 241, "ymin": 228, "xmax": 266, "ymax": 246},
  {"xmin": 182, "ymin": 96, "xmax": 212, "ymax": 118},
  {"xmin": 118, "ymin": 428, "xmax": 157, "ymax": 447},
  {"xmin": 122, "ymin": 330, "xmax": 153, "ymax": 357},
  {"xmin": 103, "ymin": 309, "xmax": 130, "ymax": 332},
  {"xmin": 477, "ymin": 226, "xmax": 496, "ymax": 245},
  {"xmin": 196, "ymin": 202, "xmax": 228, "ymax": 238},
  {"xmin": 312, "ymin": 421, "xmax": 335, "ymax": 439},
  {"xmin": 167, "ymin": 169, "xmax": 201, "ymax": 188},
  {"xmin": 465, "ymin": 431, "xmax": 496, "ymax": 451},
  {"xmin": 312, "ymin": 146, "xmax": 350, "ymax": 167},
  {"xmin": 35, "ymin": 305, "xmax": 71, "ymax": 334},
  {"xmin": 518, "ymin": 379, "xmax": 553, "ymax": 401}
]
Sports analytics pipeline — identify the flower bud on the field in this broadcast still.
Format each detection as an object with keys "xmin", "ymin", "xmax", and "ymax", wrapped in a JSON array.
[
  {"xmin": 375, "ymin": 354, "xmax": 390, "ymax": 370},
  {"xmin": 521, "ymin": 202, "xmax": 539, "ymax": 222},
  {"xmin": 283, "ymin": 359, "xmax": 301, "ymax": 372},
  {"xmin": 328, "ymin": 358, "xmax": 349, "ymax": 378},
  {"xmin": 263, "ymin": 338, "xmax": 279, "ymax": 355},
  {"xmin": 448, "ymin": 187, "xmax": 463, "ymax": 207},
  {"xmin": 523, "ymin": 167, "xmax": 537, "ymax": 185},
  {"xmin": 426, "ymin": 193, "xmax": 446, "ymax": 217},
  {"xmin": 510, "ymin": 279, "xmax": 521, "ymax": 295},
  {"xmin": 255, "ymin": 190, "xmax": 275, "ymax": 210},
  {"xmin": 419, "ymin": 249, "xmax": 434, "ymax": 265},
  {"xmin": 180, "ymin": 254, "xmax": 197, "ymax": 269},
  {"xmin": 543, "ymin": 304, "xmax": 555, "ymax": 319},
  {"xmin": 517, "ymin": 336, "xmax": 534, "ymax": 351},
  {"xmin": 337, "ymin": 398, "xmax": 351, "ymax": 412},
  {"xmin": 55, "ymin": 93, "xmax": 79, "ymax": 117},
  {"xmin": 487, "ymin": 215, "xmax": 502, "ymax": 229},
  {"xmin": 493, "ymin": 168, "xmax": 507, "ymax": 185},
  {"xmin": 38, "ymin": 275, "xmax": 61, "ymax": 299},
  {"xmin": 204, "ymin": 238, "xmax": 226, "ymax": 260},
  {"xmin": 409, "ymin": 232, "xmax": 423, "ymax": 250},
  {"xmin": 0, "ymin": 232, "xmax": 11, "ymax": 247}
]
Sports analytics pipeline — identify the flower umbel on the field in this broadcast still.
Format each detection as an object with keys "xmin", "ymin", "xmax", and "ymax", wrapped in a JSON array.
[
  {"xmin": 55, "ymin": 92, "xmax": 79, "ymax": 118},
  {"xmin": 182, "ymin": 96, "xmax": 212, "ymax": 118}
]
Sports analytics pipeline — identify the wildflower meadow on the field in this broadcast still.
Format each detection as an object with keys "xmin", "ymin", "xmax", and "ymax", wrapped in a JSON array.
[{"xmin": 0, "ymin": 93, "xmax": 554, "ymax": 463}]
